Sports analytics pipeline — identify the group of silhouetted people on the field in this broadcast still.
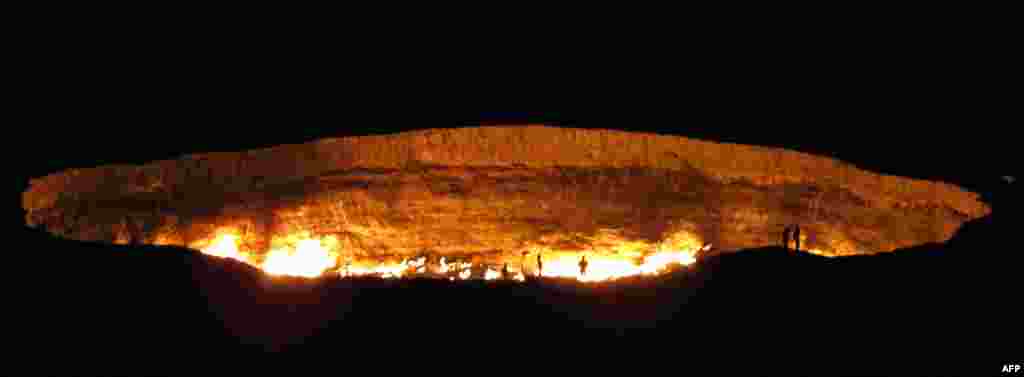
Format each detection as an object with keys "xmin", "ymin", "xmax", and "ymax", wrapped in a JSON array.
[
  {"xmin": 518, "ymin": 251, "xmax": 590, "ymax": 278},
  {"xmin": 783, "ymin": 224, "xmax": 802, "ymax": 252}
]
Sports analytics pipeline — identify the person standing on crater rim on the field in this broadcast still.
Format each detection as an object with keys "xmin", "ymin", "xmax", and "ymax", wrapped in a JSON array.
[
  {"xmin": 501, "ymin": 262, "xmax": 510, "ymax": 280},
  {"xmin": 793, "ymin": 224, "xmax": 802, "ymax": 252},
  {"xmin": 579, "ymin": 255, "xmax": 588, "ymax": 277},
  {"xmin": 536, "ymin": 252, "xmax": 544, "ymax": 277},
  {"xmin": 698, "ymin": 243, "xmax": 713, "ymax": 261},
  {"xmin": 783, "ymin": 225, "xmax": 792, "ymax": 251}
]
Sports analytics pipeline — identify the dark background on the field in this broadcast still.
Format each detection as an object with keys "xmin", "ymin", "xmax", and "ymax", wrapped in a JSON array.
[{"xmin": 10, "ymin": 20, "xmax": 1019, "ymax": 375}]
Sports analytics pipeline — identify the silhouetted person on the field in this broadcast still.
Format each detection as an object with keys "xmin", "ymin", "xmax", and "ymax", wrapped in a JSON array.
[
  {"xmin": 793, "ymin": 224, "xmax": 801, "ymax": 252},
  {"xmin": 579, "ymin": 255, "xmax": 588, "ymax": 276},
  {"xmin": 699, "ymin": 243, "xmax": 713, "ymax": 260},
  {"xmin": 537, "ymin": 253, "xmax": 543, "ymax": 277},
  {"xmin": 502, "ymin": 263, "xmax": 510, "ymax": 279},
  {"xmin": 782, "ymin": 226, "xmax": 792, "ymax": 250}
]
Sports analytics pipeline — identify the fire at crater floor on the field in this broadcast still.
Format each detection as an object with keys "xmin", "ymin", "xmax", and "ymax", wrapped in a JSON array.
[{"xmin": 22, "ymin": 126, "xmax": 990, "ymax": 281}]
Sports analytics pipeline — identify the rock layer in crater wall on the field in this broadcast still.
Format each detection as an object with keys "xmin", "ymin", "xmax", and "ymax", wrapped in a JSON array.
[{"xmin": 23, "ymin": 126, "xmax": 990, "ymax": 262}]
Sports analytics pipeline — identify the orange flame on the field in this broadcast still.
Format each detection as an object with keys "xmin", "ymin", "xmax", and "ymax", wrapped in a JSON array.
[
  {"xmin": 484, "ymin": 268, "xmax": 500, "ymax": 280},
  {"xmin": 197, "ymin": 232, "xmax": 254, "ymax": 265},
  {"xmin": 193, "ymin": 228, "xmax": 708, "ymax": 282},
  {"xmin": 262, "ymin": 237, "xmax": 339, "ymax": 278},
  {"xmin": 531, "ymin": 230, "xmax": 701, "ymax": 282},
  {"xmin": 439, "ymin": 257, "xmax": 449, "ymax": 273}
]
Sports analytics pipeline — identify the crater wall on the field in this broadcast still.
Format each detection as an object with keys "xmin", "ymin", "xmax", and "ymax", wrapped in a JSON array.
[{"xmin": 23, "ymin": 126, "xmax": 990, "ymax": 260}]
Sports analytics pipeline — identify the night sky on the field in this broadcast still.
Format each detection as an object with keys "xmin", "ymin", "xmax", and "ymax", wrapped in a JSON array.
[{"xmin": 18, "ymin": 57, "xmax": 1014, "ymax": 202}]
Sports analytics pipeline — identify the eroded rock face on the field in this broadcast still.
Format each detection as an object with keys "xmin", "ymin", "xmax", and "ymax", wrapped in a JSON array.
[{"xmin": 23, "ymin": 126, "xmax": 990, "ymax": 263}]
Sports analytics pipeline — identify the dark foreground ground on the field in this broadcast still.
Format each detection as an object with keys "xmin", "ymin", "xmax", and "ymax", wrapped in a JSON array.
[{"xmin": 12, "ymin": 206, "xmax": 1019, "ymax": 375}]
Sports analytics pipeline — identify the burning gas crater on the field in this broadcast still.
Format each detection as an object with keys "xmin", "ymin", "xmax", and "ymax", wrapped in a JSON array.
[{"xmin": 193, "ymin": 229, "xmax": 708, "ymax": 283}]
